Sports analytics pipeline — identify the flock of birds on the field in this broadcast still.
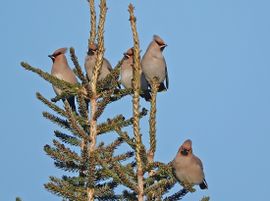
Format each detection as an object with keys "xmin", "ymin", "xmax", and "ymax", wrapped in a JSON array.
[{"xmin": 48, "ymin": 34, "xmax": 208, "ymax": 191}]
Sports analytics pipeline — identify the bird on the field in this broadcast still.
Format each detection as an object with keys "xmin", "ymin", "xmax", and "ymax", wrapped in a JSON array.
[
  {"xmin": 84, "ymin": 43, "xmax": 112, "ymax": 83},
  {"xmin": 172, "ymin": 139, "xmax": 208, "ymax": 190},
  {"xmin": 121, "ymin": 48, "xmax": 151, "ymax": 101},
  {"xmin": 48, "ymin": 47, "xmax": 77, "ymax": 111},
  {"xmin": 141, "ymin": 35, "xmax": 169, "ymax": 92}
]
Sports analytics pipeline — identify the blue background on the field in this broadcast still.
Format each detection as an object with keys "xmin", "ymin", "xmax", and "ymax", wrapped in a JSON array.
[{"xmin": 1, "ymin": 0, "xmax": 270, "ymax": 200}]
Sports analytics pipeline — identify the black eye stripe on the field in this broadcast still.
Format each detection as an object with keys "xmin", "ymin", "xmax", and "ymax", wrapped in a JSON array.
[
  {"xmin": 155, "ymin": 40, "xmax": 165, "ymax": 46},
  {"xmin": 53, "ymin": 52, "xmax": 62, "ymax": 57},
  {"xmin": 183, "ymin": 148, "xmax": 190, "ymax": 151}
]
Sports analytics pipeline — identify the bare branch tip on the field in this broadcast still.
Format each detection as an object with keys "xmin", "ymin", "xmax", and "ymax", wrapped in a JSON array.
[
  {"xmin": 128, "ymin": 3, "xmax": 135, "ymax": 11},
  {"xmin": 69, "ymin": 47, "xmax": 75, "ymax": 53}
]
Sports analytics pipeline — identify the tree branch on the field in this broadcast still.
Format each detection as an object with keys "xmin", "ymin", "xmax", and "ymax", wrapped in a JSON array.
[{"xmin": 128, "ymin": 4, "xmax": 144, "ymax": 201}]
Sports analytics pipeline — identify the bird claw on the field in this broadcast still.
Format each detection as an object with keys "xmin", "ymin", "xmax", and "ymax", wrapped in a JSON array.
[{"xmin": 181, "ymin": 181, "xmax": 196, "ymax": 192}]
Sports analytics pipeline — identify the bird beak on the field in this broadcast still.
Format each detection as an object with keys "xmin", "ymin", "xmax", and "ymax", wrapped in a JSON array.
[
  {"xmin": 161, "ymin": 44, "xmax": 167, "ymax": 48},
  {"xmin": 123, "ymin": 53, "xmax": 130, "ymax": 58},
  {"xmin": 87, "ymin": 49, "xmax": 96, "ymax": 55},
  {"xmin": 160, "ymin": 44, "xmax": 167, "ymax": 51},
  {"xmin": 48, "ymin": 55, "xmax": 55, "ymax": 60}
]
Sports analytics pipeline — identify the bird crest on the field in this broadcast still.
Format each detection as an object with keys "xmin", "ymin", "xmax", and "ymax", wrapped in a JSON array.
[
  {"xmin": 52, "ymin": 47, "xmax": 67, "ymax": 56},
  {"xmin": 179, "ymin": 139, "xmax": 193, "ymax": 156}
]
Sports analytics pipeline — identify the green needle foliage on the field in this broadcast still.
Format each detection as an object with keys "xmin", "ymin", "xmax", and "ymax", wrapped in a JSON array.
[{"xmin": 21, "ymin": 1, "xmax": 209, "ymax": 201}]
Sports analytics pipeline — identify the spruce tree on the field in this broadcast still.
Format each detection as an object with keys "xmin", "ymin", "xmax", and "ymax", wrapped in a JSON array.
[{"xmin": 21, "ymin": 1, "xmax": 210, "ymax": 200}]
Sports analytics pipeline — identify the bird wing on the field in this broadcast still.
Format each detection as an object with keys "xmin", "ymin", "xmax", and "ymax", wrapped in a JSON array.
[
  {"xmin": 171, "ymin": 160, "xmax": 180, "ymax": 182},
  {"xmin": 193, "ymin": 155, "xmax": 204, "ymax": 170},
  {"xmin": 194, "ymin": 155, "xmax": 208, "ymax": 189},
  {"xmin": 64, "ymin": 67, "xmax": 78, "ymax": 84},
  {"xmin": 165, "ymin": 61, "xmax": 169, "ymax": 89},
  {"xmin": 105, "ymin": 58, "xmax": 113, "ymax": 71},
  {"xmin": 199, "ymin": 178, "xmax": 208, "ymax": 189}
]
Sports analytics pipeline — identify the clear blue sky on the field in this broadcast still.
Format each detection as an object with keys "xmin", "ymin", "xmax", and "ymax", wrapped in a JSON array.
[{"xmin": 1, "ymin": 0, "xmax": 270, "ymax": 200}]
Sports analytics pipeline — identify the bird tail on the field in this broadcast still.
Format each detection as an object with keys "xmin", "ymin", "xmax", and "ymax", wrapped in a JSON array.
[
  {"xmin": 67, "ymin": 96, "xmax": 76, "ymax": 112},
  {"xmin": 140, "ymin": 90, "xmax": 151, "ymax": 102},
  {"xmin": 199, "ymin": 179, "xmax": 208, "ymax": 189},
  {"xmin": 158, "ymin": 82, "xmax": 167, "ymax": 92}
]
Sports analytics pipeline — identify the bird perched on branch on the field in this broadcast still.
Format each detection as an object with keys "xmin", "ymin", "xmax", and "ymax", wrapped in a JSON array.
[
  {"xmin": 49, "ymin": 47, "xmax": 77, "ymax": 111},
  {"xmin": 84, "ymin": 43, "xmax": 112, "ymax": 83},
  {"xmin": 121, "ymin": 48, "xmax": 151, "ymax": 101},
  {"xmin": 141, "ymin": 35, "xmax": 169, "ymax": 91},
  {"xmin": 172, "ymin": 139, "xmax": 208, "ymax": 190}
]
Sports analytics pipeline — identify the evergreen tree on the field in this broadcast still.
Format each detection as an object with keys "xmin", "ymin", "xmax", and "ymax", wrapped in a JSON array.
[{"xmin": 21, "ymin": 1, "xmax": 210, "ymax": 200}]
